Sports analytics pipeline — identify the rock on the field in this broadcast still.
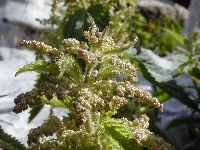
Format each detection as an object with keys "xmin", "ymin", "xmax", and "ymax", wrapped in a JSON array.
[
  {"xmin": 0, "ymin": 0, "xmax": 56, "ymax": 146},
  {"xmin": 0, "ymin": 47, "xmax": 69, "ymax": 146},
  {"xmin": 0, "ymin": 0, "xmax": 52, "ymax": 29},
  {"xmin": 183, "ymin": 0, "xmax": 200, "ymax": 39},
  {"xmin": 0, "ymin": 0, "xmax": 52, "ymax": 48},
  {"xmin": 0, "ymin": 19, "xmax": 41, "ymax": 48},
  {"xmin": 137, "ymin": 0, "xmax": 188, "ymax": 21},
  {"xmin": 0, "ymin": 47, "xmax": 37, "ymax": 146}
]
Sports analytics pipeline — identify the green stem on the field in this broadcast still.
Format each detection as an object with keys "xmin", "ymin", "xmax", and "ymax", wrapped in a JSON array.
[
  {"xmin": 81, "ymin": 0, "xmax": 88, "ymax": 10},
  {"xmin": 192, "ymin": 78, "xmax": 200, "ymax": 102},
  {"xmin": 84, "ymin": 63, "xmax": 94, "ymax": 83}
]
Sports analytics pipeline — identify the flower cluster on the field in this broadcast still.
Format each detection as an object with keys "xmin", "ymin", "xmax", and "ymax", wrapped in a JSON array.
[
  {"xmin": 109, "ymin": 56, "xmax": 137, "ymax": 78},
  {"xmin": 77, "ymin": 49, "xmax": 100, "ymax": 64},
  {"xmin": 13, "ymin": 81, "xmax": 67, "ymax": 113},
  {"xmin": 13, "ymin": 88, "xmax": 42, "ymax": 114},
  {"xmin": 20, "ymin": 40, "xmax": 62, "ymax": 60},
  {"xmin": 27, "ymin": 115, "xmax": 64, "ymax": 148},
  {"xmin": 122, "ymin": 81, "xmax": 163, "ymax": 112},
  {"xmin": 13, "ymin": 15, "xmax": 173, "ymax": 149}
]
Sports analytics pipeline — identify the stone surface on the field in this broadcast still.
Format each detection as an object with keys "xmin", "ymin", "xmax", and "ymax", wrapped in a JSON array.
[
  {"xmin": 0, "ymin": 0, "xmax": 55, "ymax": 146},
  {"xmin": 0, "ymin": 0, "xmax": 52, "ymax": 48},
  {"xmin": 183, "ymin": 0, "xmax": 200, "ymax": 39},
  {"xmin": 137, "ymin": 0, "xmax": 188, "ymax": 21},
  {"xmin": 0, "ymin": 0, "xmax": 52, "ymax": 29},
  {"xmin": 0, "ymin": 47, "xmax": 69, "ymax": 146}
]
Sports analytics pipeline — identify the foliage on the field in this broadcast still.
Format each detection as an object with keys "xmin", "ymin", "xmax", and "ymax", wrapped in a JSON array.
[
  {"xmin": 36, "ymin": 0, "xmax": 147, "ymax": 48},
  {"xmin": 123, "ymin": 27, "xmax": 200, "ymax": 149},
  {"xmin": 164, "ymin": 28, "xmax": 200, "ymax": 149},
  {"xmin": 29, "ymin": 0, "xmax": 144, "ymax": 124},
  {"xmin": 11, "ymin": 13, "xmax": 174, "ymax": 149},
  {"xmin": 0, "ymin": 125, "xmax": 26, "ymax": 150},
  {"xmin": 150, "ymin": 17, "xmax": 184, "ymax": 56}
]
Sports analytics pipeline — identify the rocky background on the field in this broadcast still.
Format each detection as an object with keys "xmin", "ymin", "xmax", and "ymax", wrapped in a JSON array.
[{"xmin": 0, "ymin": 0, "xmax": 199, "ymax": 149}]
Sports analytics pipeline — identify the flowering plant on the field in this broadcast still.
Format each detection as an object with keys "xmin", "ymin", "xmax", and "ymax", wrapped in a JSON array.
[{"xmin": 10, "ymin": 15, "xmax": 174, "ymax": 149}]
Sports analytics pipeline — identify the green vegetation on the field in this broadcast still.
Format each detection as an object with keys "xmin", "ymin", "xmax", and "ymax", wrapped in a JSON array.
[{"xmin": 1, "ymin": 0, "xmax": 199, "ymax": 149}]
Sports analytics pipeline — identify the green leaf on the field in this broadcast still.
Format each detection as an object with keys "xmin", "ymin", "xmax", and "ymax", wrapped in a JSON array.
[
  {"xmin": 153, "ymin": 89, "xmax": 171, "ymax": 102},
  {"xmin": 171, "ymin": 53, "xmax": 189, "ymax": 71},
  {"xmin": 126, "ymin": 0, "xmax": 136, "ymax": 6},
  {"xmin": 0, "ymin": 126, "xmax": 26, "ymax": 150},
  {"xmin": 63, "ymin": 4, "xmax": 109, "ymax": 42},
  {"xmin": 159, "ymin": 81, "xmax": 200, "ymax": 112},
  {"xmin": 63, "ymin": 9, "xmax": 90, "ymax": 41},
  {"xmin": 15, "ymin": 61, "xmax": 59, "ymax": 77},
  {"xmin": 104, "ymin": 45, "xmax": 133, "ymax": 55},
  {"xmin": 0, "ymin": 94, "xmax": 9, "ymax": 98},
  {"xmin": 166, "ymin": 118, "xmax": 200, "ymax": 130},
  {"xmin": 28, "ymin": 105, "xmax": 44, "ymax": 123},
  {"xmin": 97, "ymin": 64, "xmax": 119, "ymax": 80},
  {"xmin": 189, "ymin": 67, "xmax": 200, "ymax": 83},
  {"xmin": 129, "ymin": 48, "xmax": 200, "ymax": 112},
  {"xmin": 129, "ymin": 48, "xmax": 172, "ymax": 82},
  {"xmin": 41, "ymin": 95, "xmax": 74, "ymax": 111},
  {"xmin": 56, "ymin": 56, "xmax": 83, "ymax": 82},
  {"xmin": 102, "ymin": 118, "xmax": 142, "ymax": 150},
  {"xmin": 87, "ymin": 4, "xmax": 109, "ymax": 31},
  {"xmin": 164, "ymin": 28, "xmax": 188, "ymax": 46}
]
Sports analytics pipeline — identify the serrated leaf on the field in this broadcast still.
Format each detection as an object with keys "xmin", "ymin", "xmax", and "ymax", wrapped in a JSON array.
[
  {"xmin": 129, "ymin": 48, "xmax": 200, "ymax": 112},
  {"xmin": 56, "ymin": 56, "xmax": 83, "ymax": 82},
  {"xmin": 41, "ymin": 95, "xmax": 74, "ymax": 111},
  {"xmin": 103, "ymin": 42, "xmax": 137, "ymax": 55},
  {"xmin": 102, "ymin": 118, "xmax": 141, "ymax": 150},
  {"xmin": 0, "ymin": 126, "xmax": 26, "ymax": 150},
  {"xmin": 15, "ymin": 61, "xmax": 59, "ymax": 77},
  {"xmin": 166, "ymin": 118, "xmax": 200, "ymax": 130},
  {"xmin": 97, "ymin": 64, "xmax": 119, "ymax": 80},
  {"xmin": 28, "ymin": 105, "xmax": 44, "ymax": 123},
  {"xmin": 129, "ymin": 48, "xmax": 172, "ymax": 82}
]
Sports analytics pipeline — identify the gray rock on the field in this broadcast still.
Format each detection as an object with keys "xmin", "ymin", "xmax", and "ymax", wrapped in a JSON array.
[
  {"xmin": 137, "ymin": 0, "xmax": 188, "ymax": 21},
  {"xmin": 0, "ymin": 0, "xmax": 55, "ymax": 146},
  {"xmin": 0, "ymin": 47, "xmax": 37, "ymax": 146},
  {"xmin": 0, "ymin": 0, "xmax": 52, "ymax": 29},
  {"xmin": 0, "ymin": 0, "xmax": 52, "ymax": 48},
  {"xmin": 0, "ymin": 47, "xmax": 69, "ymax": 146},
  {"xmin": 184, "ymin": 0, "xmax": 200, "ymax": 39}
]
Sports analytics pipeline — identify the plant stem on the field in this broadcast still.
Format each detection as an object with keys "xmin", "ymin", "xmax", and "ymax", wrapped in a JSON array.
[
  {"xmin": 192, "ymin": 78, "xmax": 200, "ymax": 103},
  {"xmin": 81, "ymin": 0, "xmax": 88, "ymax": 10},
  {"xmin": 84, "ymin": 63, "xmax": 94, "ymax": 83}
]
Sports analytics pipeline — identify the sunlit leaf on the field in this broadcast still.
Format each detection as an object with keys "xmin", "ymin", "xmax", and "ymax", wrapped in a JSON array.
[{"xmin": 15, "ymin": 61, "xmax": 59, "ymax": 77}]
